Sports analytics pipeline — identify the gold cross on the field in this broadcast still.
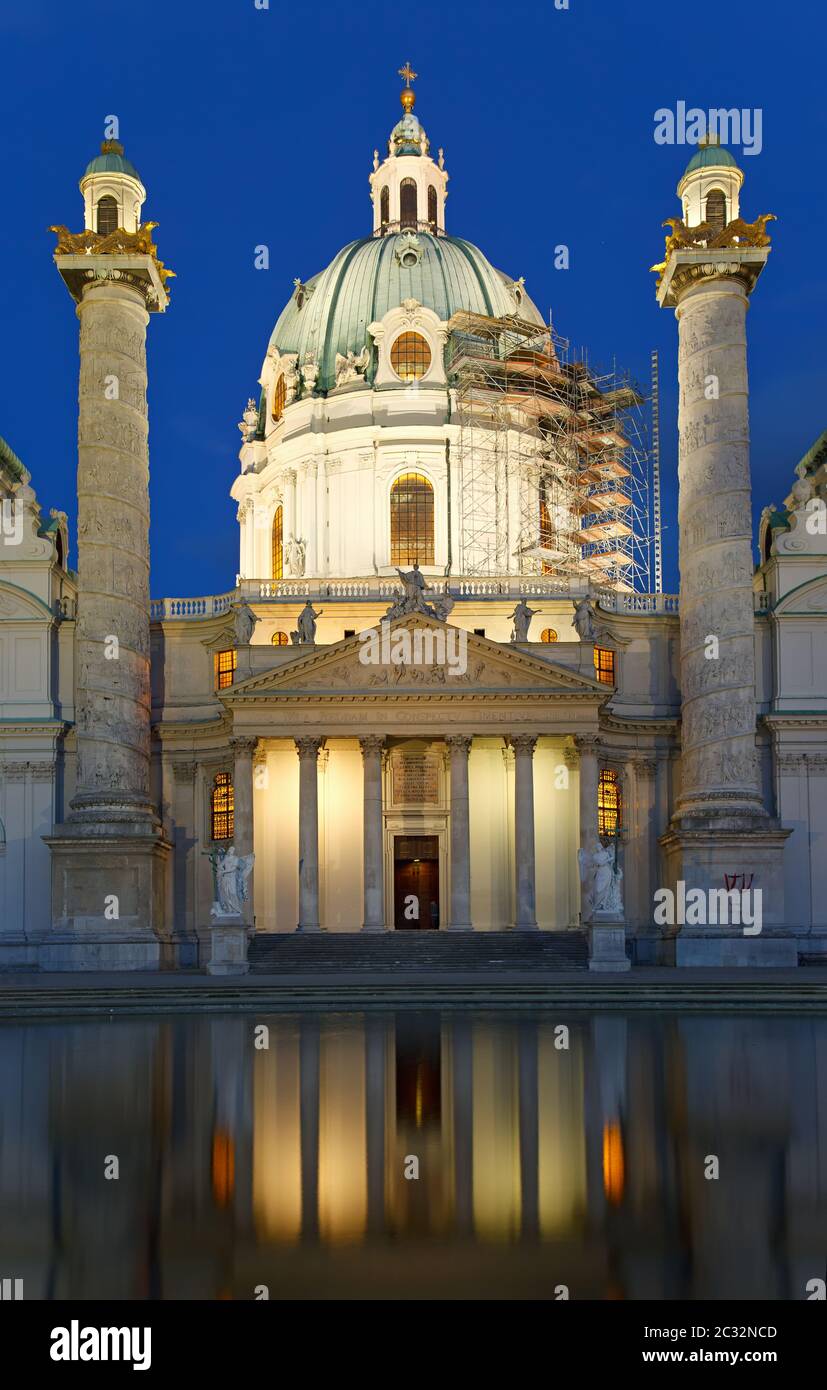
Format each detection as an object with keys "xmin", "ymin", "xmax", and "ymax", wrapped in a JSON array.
[{"xmin": 398, "ymin": 62, "xmax": 418, "ymax": 89}]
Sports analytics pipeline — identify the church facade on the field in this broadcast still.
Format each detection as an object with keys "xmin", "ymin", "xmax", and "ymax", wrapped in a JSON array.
[{"xmin": 1, "ymin": 79, "xmax": 826, "ymax": 971}]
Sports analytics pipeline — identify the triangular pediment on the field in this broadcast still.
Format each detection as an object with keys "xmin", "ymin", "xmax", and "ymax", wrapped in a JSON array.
[{"xmin": 223, "ymin": 614, "xmax": 606, "ymax": 701}]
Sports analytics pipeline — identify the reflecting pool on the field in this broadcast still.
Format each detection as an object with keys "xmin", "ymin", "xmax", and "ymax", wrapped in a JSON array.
[{"xmin": 1, "ymin": 1010, "xmax": 825, "ymax": 1299}]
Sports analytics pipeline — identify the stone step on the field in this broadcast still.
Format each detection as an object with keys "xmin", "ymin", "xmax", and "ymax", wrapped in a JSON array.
[{"xmin": 248, "ymin": 930, "xmax": 589, "ymax": 972}]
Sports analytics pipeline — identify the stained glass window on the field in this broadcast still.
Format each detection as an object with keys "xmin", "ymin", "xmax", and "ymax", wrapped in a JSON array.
[
  {"xmin": 541, "ymin": 628, "xmax": 558, "ymax": 643},
  {"xmin": 390, "ymin": 332, "xmax": 431, "ymax": 382},
  {"xmin": 598, "ymin": 768, "xmax": 621, "ymax": 837},
  {"xmin": 271, "ymin": 630, "xmax": 289, "ymax": 646},
  {"xmin": 211, "ymin": 771, "xmax": 234, "ymax": 841},
  {"xmin": 390, "ymin": 472, "xmax": 434, "ymax": 565},
  {"xmin": 214, "ymin": 649, "xmax": 237, "ymax": 691},
  {"xmin": 272, "ymin": 505, "xmax": 283, "ymax": 579}
]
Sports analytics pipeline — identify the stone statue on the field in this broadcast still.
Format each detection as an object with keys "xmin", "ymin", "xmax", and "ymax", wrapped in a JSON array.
[
  {"xmin": 509, "ymin": 599, "xmax": 539, "ymax": 643},
  {"xmin": 285, "ymin": 534, "xmax": 306, "ymax": 577},
  {"xmin": 237, "ymin": 397, "xmax": 259, "ymax": 438},
  {"xmin": 292, "ymin": 599, "xmax": 322, "ymax": 644},
  {"xmin": 231, "ymin": 598, "xmax": 258, "ymax": 646},
  {"xmin": 385, "ymin": 562, "xmax": 440, "ymax": 620},
  {"xmin": 431, "ymin": 591, "xmax": 455, "ymax": 622},
  {"xmin": 578, "ymin": 840, "xmax": 624, "ymax": 919},
  {"xmin": 573, "ymin": 595, "xmax": 597, "ymax": 641},
  {"xmin": 207, "ymin": 845, "xmax": 255, "ymax": 919},
  {"xmin": 334, "ymin": 347, "xmax": 369, "ymax": 387}
]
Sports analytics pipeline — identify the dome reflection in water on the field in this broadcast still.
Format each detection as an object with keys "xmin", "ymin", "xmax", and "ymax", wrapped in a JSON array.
[{"xmin": 2, "ymin": 1010, "xmax": 825, "ymax": 1300}]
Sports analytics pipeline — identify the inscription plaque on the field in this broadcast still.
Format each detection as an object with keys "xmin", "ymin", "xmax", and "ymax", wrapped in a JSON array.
[{"xmin": 393, "ymin": 753, "xmax": 440, "ymax": 805}]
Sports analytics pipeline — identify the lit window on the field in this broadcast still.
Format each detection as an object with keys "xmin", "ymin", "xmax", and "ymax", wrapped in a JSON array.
[
  {"xmin": 96, "ymin": 195, "xmax": 118, "ymax": 234},
  {"xmin": 271, "ymin": 374, "xmax": 286, "ymax": 422},
  {"xmin": 272, "ymin": 505, "xmax": 283, "ymax": 579},
  {"xmin": 540, "ymin": 628, "xmax": 558, "ymax": 643},
  {"xmin": 210, "ymin": 771, "xmax": 234, "ymax": 841},
  {"xmin": 598, "ymin": 768, "xmax": 621, "ymax": 837},
  {"xmin": 271, "ymin": 630, "xmax": 289, "ymax": 646},
  {"xmin": 390, "ymin": 331, "xmax": 431, "ymax": 382},
  {"xmin": 400, "ymin": 178, "xmax": 417, "ymax": 229},
  {"xmin": 390, "ymin": 472, "xmax": 434, "ymax": 565},
  {"xmin": 214, "ymin": 648, "xmax": 237, "ymax": 691},
  {"xmin": 594, "ymin": 646, "xmax": 616, "ymax": 685},
  {"xmin": 539, "ymin": 478, "xmax": 554, "ymax": 575}
]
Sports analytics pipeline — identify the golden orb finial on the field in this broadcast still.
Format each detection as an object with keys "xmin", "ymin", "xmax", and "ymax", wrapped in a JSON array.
[{"xmin": 398, "ymin": 61, "xmax": 417, "ymax": 112}]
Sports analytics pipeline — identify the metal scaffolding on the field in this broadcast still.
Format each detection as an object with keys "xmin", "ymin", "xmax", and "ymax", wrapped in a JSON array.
[{"xmin": 447, "ymin": 311, "xmax": 651, "ymax": 591}]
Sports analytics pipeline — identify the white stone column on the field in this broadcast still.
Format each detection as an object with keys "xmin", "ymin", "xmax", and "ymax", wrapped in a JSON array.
[
  {"xmin": 575, "ymin": 735, "xmax": 601, "ymax": 859},
  {"xmin": 446, "ymin": 735, "xmax": 473, "ymax": 930},
  {"xmin": 230, "ymin": 736, "xmax": 257, "ymax": 926},
  {"xmin": 360, "ymin": 736, "xmax": 386, "ymax": 932},
  {"xmin": 283, "ymin": 468, "xmax": 297, "ymax": 565},
  {"xmin": 295, "ymin": 736, "xmax": 324, "ymax": 931},
  {"xmin": 511, "ymin": 735, "xmax": 538, "ymax": 930}
]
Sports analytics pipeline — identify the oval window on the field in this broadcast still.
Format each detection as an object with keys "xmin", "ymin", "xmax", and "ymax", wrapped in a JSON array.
[{"xmin": 390, "ymin": 331, "xmax": 431, "ymax": 382}]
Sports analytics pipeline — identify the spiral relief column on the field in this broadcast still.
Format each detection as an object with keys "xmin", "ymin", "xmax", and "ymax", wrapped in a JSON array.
[
  {"xmin": 44, "ymin": 140, "xmax": 174, "ymax": 969},
  {"xmin": 654, "ymin": 145, "xmax": 790, "ymax": 959}
]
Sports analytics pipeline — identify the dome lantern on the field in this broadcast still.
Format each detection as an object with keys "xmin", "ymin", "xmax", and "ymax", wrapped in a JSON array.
[
  {"xmin": 79, "ymin": 138, "xmax": 146, "ymax": 235},
  {"xmin": 677, "ymin": 134, "xmax": 743, "ymax": 231},
  {"xmin": 369, "ymin": 63, "xmax": 449, "ymax": 237}
]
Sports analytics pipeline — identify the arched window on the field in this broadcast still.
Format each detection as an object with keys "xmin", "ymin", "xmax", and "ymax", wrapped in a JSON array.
[
  {"xmin": 271, "ymin": 374, "xmax": 286, "ymax": 422},
  {"xmin": 400, "ymin": 178, "xmax": 417, "ymax": 229},
  {"xmin": 427, "ymin": 185, "xmax": 437, "ymax": 229},
  {"xmin": 540, "ymin": 628, "xmax": 558, "ymax": 643},
  {"xmin": 272, "ymin": 505, "xmax": 283, "ymax": 580},
  {"xmin": 214, "ymin": 648, "xmax": 237, "ymax": 691},
  {"xmin": 594, "ymin": 645, "xmax": 616, "ymax": 686},
  {"xmin": 96, "ymin": 195, "xmax": 118, "ymax": 235},
  {"xmin": 210, "ymin": 771, "xmax": 234, "ymax": 841},
  {"xmin": 390, "ymin": 331, "xmax": 431, "ymax": 382},
  {"xmin": 705, "ymin": 188, "xmax": 727, "ymax": 235},
  {"xmin": 390, "ymin": 472, "xmax": 434, "ymax": 566},
  {"xmin": 598, "ymin": 768, "xmax": 621, "ymax": 837},
  {"xmin": 539, "ymin": 477, "xmax": 554, "ymax": 575},
  {"xmin": 271, "ymin": 630, "xmax": 289, "ymax": 646},
  {"xmin": 380, "ymin": 185, "xmax": 390, "ymax": 227}
]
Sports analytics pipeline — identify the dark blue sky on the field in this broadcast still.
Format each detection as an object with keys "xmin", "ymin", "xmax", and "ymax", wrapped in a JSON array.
[{"xmin": 2, "ymin": 0, "xmax": 824, "ymax": 597}]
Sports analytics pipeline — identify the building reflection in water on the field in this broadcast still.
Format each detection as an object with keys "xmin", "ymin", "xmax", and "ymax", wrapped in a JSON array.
[{"xmin": 1, "ymin": 1011, "xmax": 826, "ymax": 1299}]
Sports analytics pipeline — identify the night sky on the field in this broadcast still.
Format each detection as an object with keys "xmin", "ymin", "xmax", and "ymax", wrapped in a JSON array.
[{"xmin": 2, "ymin": 0, "xmax": 824, "ymax": 597}]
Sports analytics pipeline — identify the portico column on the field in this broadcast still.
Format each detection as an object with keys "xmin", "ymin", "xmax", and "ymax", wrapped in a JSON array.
[
  {"xmin": 510, "ymin": 735, "xmax": 538, "ymax": 930},
  {"xmin": 574, "ymin": 735, "xmax": 600, "ymax": 921},
  {"xmin": 295, "ymin": 737, "xmax": 324, "ymax": 931},
  {"xmin": 230, "ymin": 735, "xmax": 257, "ymax": 926},
  {"xmin": 360, "ymin": 737, "xmax": 386, "ymax": 932},
  {"xmin": 446, "ymin": 735, "xmax": 473, "ymax": 930}
]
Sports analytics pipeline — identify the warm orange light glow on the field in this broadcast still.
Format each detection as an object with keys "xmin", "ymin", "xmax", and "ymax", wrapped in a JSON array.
[
  {"xmin": 602, "ymin": 1121, "xmax": 625, "ymax": 1205},
  {"xmin": 212, "ymin": 1129, "xmax": 235, "ymax": 1207}
]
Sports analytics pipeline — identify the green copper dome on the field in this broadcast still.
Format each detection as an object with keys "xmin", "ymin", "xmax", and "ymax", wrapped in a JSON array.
[
  {"xmin": 682, "ymin": 144, "xmax": 738, "ymax": 176},
  {"xmin": 83, "ymin": 140, "xmax": 142, "ymax": 182},
  {"xmin": 268, "ymin": 231, "xmax": 543, "ymax": 394}
]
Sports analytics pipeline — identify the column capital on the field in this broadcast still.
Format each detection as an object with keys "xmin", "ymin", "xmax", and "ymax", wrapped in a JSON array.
[
  {"xmin": 295, "ymin": 736, "xmax": 325, "ymax": 761},
  {"xmin": 229, "ymin": 735, "xmax": 259, "ymax": 756},
  {"xmin": 509, "ymin": 734, "xmax": 538, "ymax": 756},
  {"xmin": 632, "ymin": 756, "xmax": 658, "ymax": 780},
  {"xmin": 445, "ymin": 734, "xmax": 473, "ymax": 756},
  {"xmin": 359, "ymin": 736, "xmax": 386, "ymax": 758},
  {"xmin": 573, "ymin": 733, "xmax": 601, "ymax": 754}
]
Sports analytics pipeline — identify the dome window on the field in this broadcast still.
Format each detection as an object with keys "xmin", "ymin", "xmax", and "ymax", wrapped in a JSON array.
[
  {"xmin": 400, "ymin": 178, "xmax": 417, "ymax": 230},
  {"xmin": 96, "ymin": 195, "xmax": 118, "ymax": 235},
  {"xmin": 705, "ymin": 188, "xmax": 727, "ymax": 235},
  {"xmin": 272, "ymin": 505, "xmax": 284, "ymax": 579},
  {"xmin": 390, "ymin": 331, "xmax": 431, "ymax": 382},
  {"xmin": 540, "ymin": 628, "xmax": 558, "ymax": 643},
  {"xmin": 271, "ymin": 374, "xmax": 286, "ymax": 422},
  {"xmin": 271, "ymin": 630, "xmax": 289, "ymax": 646},
  {"xmin": 380, "ymin": 186, "xmax": 390, "ymax": 228},
  {"xmin": 427, "ymin": 185, "xmax": 437, "ymax": 229},
  {"xmin": 390, "ymin": 473, "xmax": 434, "ymax": 566}
]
